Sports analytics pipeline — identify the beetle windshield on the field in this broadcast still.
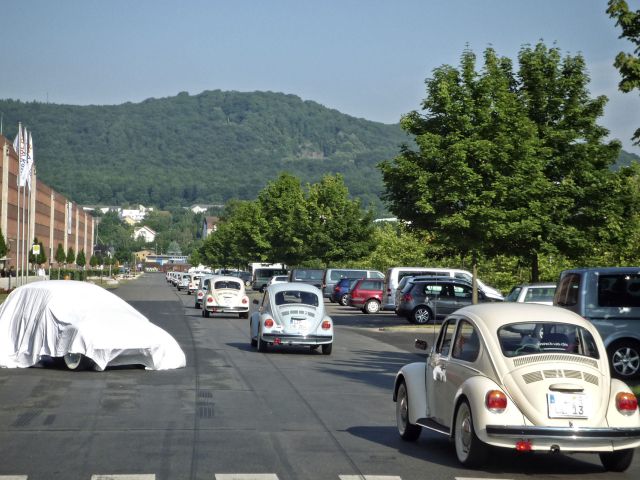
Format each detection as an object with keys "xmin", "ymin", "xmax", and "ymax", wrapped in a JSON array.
[
  {"xmin": 498, "ymin": 322, "xmax": 599, "ymax": 359},
  {"xmin": 275, "ymin": 291, "xmax": 319, "ymax": 307}
]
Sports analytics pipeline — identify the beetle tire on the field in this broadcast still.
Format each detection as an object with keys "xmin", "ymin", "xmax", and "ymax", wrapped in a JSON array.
[
  {"xmin": 396, "ymin": 380, "xmax": 421, "ymax": 441},
  {"xmin": 599, "ymin": 449, "xmax": 634, "ymax": 472},
  {"xmin": 454, "ymin": 399, "xmax": 488, "ymax": 467},
  {"xmin": 322, "ymin": 343, "xmax": 332, "ymax": 355},
  {"xmin": 257, "ymin": 328, "xmax": 268, "ymax": 353}
]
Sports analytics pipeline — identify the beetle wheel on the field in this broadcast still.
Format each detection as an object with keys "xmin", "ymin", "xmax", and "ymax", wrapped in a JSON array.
[
  {"xmin": 321, "ymin": 343, "xmax": 333, "ymax": 355},
  {"xmin": 396, "ymin": 380, "xmax": 421, "ymax": 441},
  {"xmin": 454, "ymin": 399, "xmax": 488, "ymax": 467},
  {"xmin": 600, "ymin": 449, "xmax": 634, "ymax": 472},
  {"xmin": 257, "ymin": 327, "xmax": 268, "ymax": 353}
]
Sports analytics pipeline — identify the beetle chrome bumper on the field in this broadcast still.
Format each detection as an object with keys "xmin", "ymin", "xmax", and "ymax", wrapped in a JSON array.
[
  {"xmin": 262, "ymin": 333, "xmax": 332, "ymax": 345},
  {"xmin": 486, "ymin": 425, "xmax": 640, "ymax": 441}
]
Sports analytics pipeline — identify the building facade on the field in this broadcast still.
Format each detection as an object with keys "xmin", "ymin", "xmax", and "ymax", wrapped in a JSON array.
[{"xmin": 1, "ymin": 135, "xmax": 94, "ymax": 272}]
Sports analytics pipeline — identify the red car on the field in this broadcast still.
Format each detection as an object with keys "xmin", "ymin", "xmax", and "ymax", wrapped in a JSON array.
[{"xmin": 348, "ymin": 278, "xmax": 384, "ymax": 314}]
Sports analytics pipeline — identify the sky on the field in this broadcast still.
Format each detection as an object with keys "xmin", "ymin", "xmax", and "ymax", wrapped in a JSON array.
[{"xmin": 2, "ymin": 0, "xmax": 640, "ymax": 154}]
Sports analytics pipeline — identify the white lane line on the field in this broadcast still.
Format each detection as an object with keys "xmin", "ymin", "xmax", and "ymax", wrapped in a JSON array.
[
  {"xmin": 91, "ymin": 476, "xmax": 155, "ymax": 480},
  {"xmin": 215, "ymin": 475, "xmax": 279, "ymax": 480},
  {"xmin": 340, "ymin": 476, "xmax": 402, "ymax": 480},
  {"xmin": 0, "ymin": 476, "xmax": 28, "ymax": 480},
  {"xmin": 456, "ymin": 478, "xmax": 512, "ymax": 480}
]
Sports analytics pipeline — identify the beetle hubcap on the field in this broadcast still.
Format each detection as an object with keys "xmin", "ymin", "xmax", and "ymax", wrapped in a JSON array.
[
  {"xmin": 612, "ymin": 347, "xmax": 640, "ymax": 376},
  {"xmin": 459, "ymin": 413, "xmax": 471, "ymax": 454}
]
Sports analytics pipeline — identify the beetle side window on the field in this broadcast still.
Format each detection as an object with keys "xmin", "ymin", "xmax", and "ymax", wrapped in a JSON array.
[
  {"xmin": 436, "ymin": 320, "xmax": 457, "ymax": 357},
  {"xmin": 452, "ymin": 320, "xmax": 480, "ymax": 362}
]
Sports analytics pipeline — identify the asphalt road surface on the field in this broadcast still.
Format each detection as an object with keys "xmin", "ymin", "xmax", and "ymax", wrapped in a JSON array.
[{"xmin": 0, "ymin": 273, "xmax": 638, "ymax": 480}]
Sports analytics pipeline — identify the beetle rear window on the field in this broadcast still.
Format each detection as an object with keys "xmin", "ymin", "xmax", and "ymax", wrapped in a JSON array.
[
  {"xmin": 498, "ymin": 322, "xmax": 599, "ymax": 359},
  {"xmin": 214, "ymin": 281, "xmax": 241, "ymax": 290},
  {"xmin": 275, "ymin": 291, "xmax": 319, "ymax": 307}
]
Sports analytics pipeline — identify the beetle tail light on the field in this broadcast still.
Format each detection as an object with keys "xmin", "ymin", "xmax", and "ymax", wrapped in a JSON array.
[
  {"xmin": 616, "ymin": 392, "xmax": 638, "ymax": 415},
  {"xmin": 242, "ymin": 297, "xmax": 248, "ymax": 304},
  {"xmin": 264, "ymin": 318, "xmax": 274, "ymax": 328},
  {"xmin": 206, "ymin": 296, "xmax": 213, "ymax": 303},
  {"xmin": 321, "ymin": 320, "xmax": 331, "ymax": 330},
  {"xmin": 485, "ymin": 390, "xmax": 508, "ymax": 412}
]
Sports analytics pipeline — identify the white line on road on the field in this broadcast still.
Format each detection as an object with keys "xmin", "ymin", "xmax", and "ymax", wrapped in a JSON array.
[
  {"xmin": 91, "ymin": 476, "xmax": 155, "ymax": 480},
  {"xmin": 215, "ymin": 475, "xmax": 280, "ymax": 480},
  {"xmin": 339, "ymin": 476, "xmax": 403, "ymax": 480}
]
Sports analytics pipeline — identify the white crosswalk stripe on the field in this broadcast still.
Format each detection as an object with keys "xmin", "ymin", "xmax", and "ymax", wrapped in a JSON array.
[
  {"xmin": 215, "ymin": 475, "xmax": 279, "ymax": 480},
  {"xmin": 340, "ymin": 476, "xmax": 402, "ymax": 480},
  {"xmin": 91, "ymin": 476, "xmax": 155, "ymax": 480},
  {"xmin": 0, "ymin": 476, "xmax": 28, "ymax": 480}
]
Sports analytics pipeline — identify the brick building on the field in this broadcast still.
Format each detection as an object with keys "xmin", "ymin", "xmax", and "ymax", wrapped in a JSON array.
[{"xmin": 1, "ymin": 135, "xmax": 94, "ymax": 272}]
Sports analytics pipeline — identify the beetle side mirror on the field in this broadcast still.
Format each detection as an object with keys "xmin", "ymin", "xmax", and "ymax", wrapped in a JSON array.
[
  {"xmin": 252, "ymin": 299, "xmax": 259, "ymax": 305},
  {"xmin": 414, "ymin": 338, "xmax": 428, "ymax": 351}
]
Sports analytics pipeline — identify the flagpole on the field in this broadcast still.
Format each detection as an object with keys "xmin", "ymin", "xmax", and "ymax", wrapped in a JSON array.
[
  {"xmin": 16, "ymin": 184, "xmax": 21, "ymax": 287},
  {"xmin": 21, "ymin": 183, "xmax": 27, "ymax": 284}
]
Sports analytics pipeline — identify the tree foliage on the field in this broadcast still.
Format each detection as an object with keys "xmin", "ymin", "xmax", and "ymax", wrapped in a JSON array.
[
  {"xmin": 608, "ymin": 1, "xmax": 640, "ymax": 141},
  {"xmin": 380, "ymin": 43, "xmax": 638, "ymax": 281}
]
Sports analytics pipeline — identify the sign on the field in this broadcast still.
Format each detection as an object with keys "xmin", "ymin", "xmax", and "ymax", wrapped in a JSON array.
[{"xmin": 32, "ymin": 244, "xmax": 40, "ymax": 255}]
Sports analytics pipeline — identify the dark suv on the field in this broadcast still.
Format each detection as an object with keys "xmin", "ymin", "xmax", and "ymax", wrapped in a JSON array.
[{"xmin": 396, "ymin": 277, "xmax": 493, "ymax": 324}]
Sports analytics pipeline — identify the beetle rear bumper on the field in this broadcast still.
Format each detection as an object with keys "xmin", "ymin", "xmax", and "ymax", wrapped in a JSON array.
[
  {"xmin": 487, "ymin": 424, "xmax": 640, "ymax": 441},
  {"xmin": 262, "ymin": 333, "xmax": 332, "ymax": 345}
]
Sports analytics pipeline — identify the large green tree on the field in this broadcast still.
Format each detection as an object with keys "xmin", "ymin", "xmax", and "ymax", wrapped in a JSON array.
[
  {"xmin": 305, "ymin": 174, "xmax": 375, "ymax": 265},
  {"xmin": 380, "ymin": 44, "xmax": 634, "ymax": 282},
  {"xmin": 608, "ymin": 0, "xmax": 640, "ymax": 144}
]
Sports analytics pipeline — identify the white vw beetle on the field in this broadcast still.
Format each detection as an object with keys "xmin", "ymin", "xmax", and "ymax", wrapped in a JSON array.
[
  {"xmin": 201, "ymin": 275, "xmax": 250, "ymax": 318},
  {"xmin": 250, "ymin": 283, "xmax": 333, "ymax": 354},
  {"xmin": 394, "ymin": 303, "xmax": 640, "ymax": 471}
]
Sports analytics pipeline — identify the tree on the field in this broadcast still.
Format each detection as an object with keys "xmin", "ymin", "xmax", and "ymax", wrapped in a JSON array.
[
  {"xmin": 55, "ymin": 243, "xmax": 66, "ymax": 265},
  {"xmin": 305, "ymin": 174, "xmax": 375, "ymax": 265},
  {"xmin": 66, "ymin": 247, "xmax": 76, "ymax": 265},
  {"xmin": 608, "ymin": 0, "xmax": 640, "ymax": 144},
  {"xmin": 258, "ymin": 173, "xmax": 310, "ymax": 266},
  {"xmin": 0, "ymin": 228, "xmax": 7, "ymax": 260},
  {"xmin": 28, "ymin": 238, "xmax": 47, "ymax": 266},
  {"xmin": 76, "ymin": 249, "xmax": 86, "ymax": 269},
  {"xmin": 380, "ymin": 44, "xmax": 634, "ymax": 283},
  {"xmin": 90, "ymin": 254, "xmax": 100, "ymax": 268}
]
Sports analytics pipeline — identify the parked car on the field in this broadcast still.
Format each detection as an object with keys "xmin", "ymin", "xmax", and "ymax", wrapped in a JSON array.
[
  {"xmin": 348, "ymin": 278, "xmax": 384, "ymax": 314},
  {"xmin": 194, "ymin": 274, "xmax": 214, "ymax": 309},
  {"xmin": 0, "ymin": 281, "xmax": 186, "ymax": 371},
  {"xmin": 201, "ymin": 276, "xmax": 250, "ymax": 318},
  {"xmin": 231, "ymin": 270, "xmax": 252, "ymax": 286},
  {"xmin": 393, "ymin": 303, "xmax": 640, "ymax": 470},
  {"xmin": 383, "ymin": 267, "xmax": 503, "ymax": 311},
  {"xmin": 322, "ymin": 268, "xmax": 384, "ymax": 299},
  {"xmin": 331, "ymin": 277, "xmax": 362, "ymax": 306},
  {"xmin": 554, "ymin": 267, "xmax": 640, "ymax": 380},
  {"xmin": 505, "ymin": 282, "xmax": 556, "ymax": 305},
  {"xmin": 268, "ymin": 275, "xmax": 289, "ymax": 286},
  {"xmin": 249, "ymin": 283, "xmax": 333, "ymax": 354},
  {"xmin": 288, "ymin": 268, "xmax": 325, "ymax": 289},
  {"xmin": 187, "ymin": 274, "xmax": 203, "ymax": 295},
  {"xmin": 396, "ymin": 277, "xmax": 496, "ymax": 324},
  {"xmin": 177, "ymin": 272, "xmax": 191, "ymax": 291}
]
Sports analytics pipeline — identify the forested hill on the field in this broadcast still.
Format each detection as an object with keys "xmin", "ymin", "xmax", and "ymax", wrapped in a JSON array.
[{"xmin": 0, "ymin": 91, "xmax": 410, "ymax": 211}]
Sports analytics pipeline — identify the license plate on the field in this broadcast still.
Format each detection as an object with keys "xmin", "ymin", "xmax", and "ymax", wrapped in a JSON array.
[
  {"xmin": 291, "ymin": 318, "xmax": 306, "ymax": 330},
  {"xmin": 547, "ymin": 393, "xmax": 589, "ymax": 418}
]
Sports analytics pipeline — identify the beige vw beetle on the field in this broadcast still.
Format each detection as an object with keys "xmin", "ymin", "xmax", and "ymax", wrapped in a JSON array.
[{"xmin": 393, "ymin": 303, "xmax": 640, "ymax": 471}]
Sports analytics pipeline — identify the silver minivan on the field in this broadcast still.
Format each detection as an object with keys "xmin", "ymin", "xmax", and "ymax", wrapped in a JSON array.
[
  {"xmin": 322, "ymin": 268, "xmax": 384, "ymax": 299},
  {"xmin": 554, "ymin": 267, "xmax": 640, "ymax": 380}
]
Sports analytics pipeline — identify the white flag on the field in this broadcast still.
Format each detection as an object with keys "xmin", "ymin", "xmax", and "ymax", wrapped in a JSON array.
[
  {"xmin": 24, "ymin": 131, "xmax": 34, "ymax": 189},
  {"xmin": 13, "ymin": 123, "xmax": 28, "ymax": 187}
]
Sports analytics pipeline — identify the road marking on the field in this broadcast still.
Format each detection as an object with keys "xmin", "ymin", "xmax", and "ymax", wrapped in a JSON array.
[
  {"xmin": 0, "ymin": 477, "xmax": 28, "ymax": 480},
  {"xmin": 340, "ymin": 476, "xmax": 402, "ymax": 480},
  {"xmin": 215, "ymin": 476, "xmax": 279, "ymax": 480},
  {"xmin": 91, "ymin": 476, "xmax": 155, "ymax": 480}
]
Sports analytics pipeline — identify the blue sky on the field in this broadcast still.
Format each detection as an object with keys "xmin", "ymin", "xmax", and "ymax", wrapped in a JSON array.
[{"xmin": 2, "ymin": 0, "xmax": 639, "ymax": 153}]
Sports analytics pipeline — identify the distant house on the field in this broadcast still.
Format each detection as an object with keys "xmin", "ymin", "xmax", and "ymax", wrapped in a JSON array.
[
  {"xmin": 133, "ymin": 226, "xmax": 157, "ymax": 243},
  {"xmin": 190, "ymin": 203, "xmax": 224, "ymax": 214},
  {"xmin": 202, "ymin": 216, "xmax": 219, "ymax": 238},
  {"xmin": 120, "ymin": 205, "xmax": 153, "ymax": 223}
]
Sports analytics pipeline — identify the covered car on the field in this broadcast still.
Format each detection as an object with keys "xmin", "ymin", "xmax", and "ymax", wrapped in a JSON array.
[
  {"xmin": 393, "ymin": 303, "xmax": 640, "ymax": 471},
  {"xmin": 250, "ymin": 282, "xmax": 333, "ymax": 354},
  {"xmin": 0, "ymin": 280, "xmax": 186, "ymax": 371}
]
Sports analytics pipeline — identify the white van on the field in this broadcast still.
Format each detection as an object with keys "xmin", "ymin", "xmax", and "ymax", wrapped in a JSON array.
[{"xmin": 382, "ymin": 267, "xmax": 503, "ymax": 310}]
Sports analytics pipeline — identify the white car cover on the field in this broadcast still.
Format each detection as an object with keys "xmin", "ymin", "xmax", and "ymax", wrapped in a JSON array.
[{"xmin": 0, "ymin": 280, "xmax": 186, "ymax": 371}]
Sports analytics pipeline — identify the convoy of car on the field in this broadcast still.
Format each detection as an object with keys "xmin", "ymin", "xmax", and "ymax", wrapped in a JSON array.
[{"xmin": 393, "ymin": 302, "xmax": 640, "ymax": 471}]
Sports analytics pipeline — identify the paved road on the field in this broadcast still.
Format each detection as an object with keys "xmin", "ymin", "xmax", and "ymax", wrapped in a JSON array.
[{"xmin": 0, "ymin": 273, "xmax": 638, "ymax": 479}]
